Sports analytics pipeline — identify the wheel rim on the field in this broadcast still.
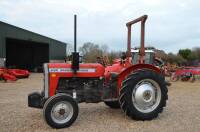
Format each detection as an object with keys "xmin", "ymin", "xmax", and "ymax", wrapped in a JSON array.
[
  {"xmin": 51, "ymin": 101, "xmax": 73, "ymax": 124},
  {"xmin": 132, "ymin": 79, "xmax": 161, "ymax": 113}
]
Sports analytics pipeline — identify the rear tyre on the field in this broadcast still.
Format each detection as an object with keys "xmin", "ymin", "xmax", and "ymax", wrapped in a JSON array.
[
  {"xmin": 119, "ymin": 70, "xmax": 168, "ymax": 120},
  {"xmin": 43, "ymin": 94, "xmax": 79, "ymax": 128},
  {"xmin": 104, "ymin": 101, "xmax": 120, "ymax": 109}
]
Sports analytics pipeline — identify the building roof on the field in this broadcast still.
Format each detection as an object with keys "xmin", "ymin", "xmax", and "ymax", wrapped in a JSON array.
[{"xmin": 0, "ymin": 21, "xmax": 66, "ymax": 45}]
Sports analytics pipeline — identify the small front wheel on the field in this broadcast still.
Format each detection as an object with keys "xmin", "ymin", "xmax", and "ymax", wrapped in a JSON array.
[{"xmin": 43, "ymin": 94, "xmax": 79, "ymax": 128}]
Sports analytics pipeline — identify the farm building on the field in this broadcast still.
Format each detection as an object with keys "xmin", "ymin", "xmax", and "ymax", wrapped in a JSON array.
[{"xmin": 0, "ymin": 21, "xmax": 67, "ymax": 71}]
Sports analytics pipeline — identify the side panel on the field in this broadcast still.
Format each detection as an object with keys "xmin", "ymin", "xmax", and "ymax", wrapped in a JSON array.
[
  {"xmin": 48, "ymin": 63, "xmax": 105, "ymax": 78},
  {"xmin": 48, "ymin": 63, "xmax": 105, "ymax": 96}
]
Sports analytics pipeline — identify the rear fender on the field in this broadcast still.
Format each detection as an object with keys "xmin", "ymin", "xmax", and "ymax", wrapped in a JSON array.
[{"xmin": 117, "ymin": 64, "xmax": 161, "ymax": 93}]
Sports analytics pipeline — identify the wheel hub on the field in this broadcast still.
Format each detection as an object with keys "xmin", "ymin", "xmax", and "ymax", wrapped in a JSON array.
[
  {"xmin": 134, "ymin": 83, "xmax": 155, "ymax": 107},
  {"xmin": 132, "ymin": 79, "xmax": 161, "ymax": 113},
  {"xmin": 59, "ymin": 108, "xmax": 66, "ymax": 115},
  {"xmin": 143, "ymin": 90, "xmax": 152, "ymax": 101},
  {"xmin": 51, "ymin": 101, "xmax": 73, "ymax": 124}
]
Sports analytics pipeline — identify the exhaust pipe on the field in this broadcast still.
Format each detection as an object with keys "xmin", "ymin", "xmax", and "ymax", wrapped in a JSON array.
[{"xmin": 71, "ymin": 15, "xmax": 79, "ymax": 73}]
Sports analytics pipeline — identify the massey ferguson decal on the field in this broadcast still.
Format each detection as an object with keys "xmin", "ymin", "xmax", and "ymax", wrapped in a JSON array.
[{"xmin": 49, "ymin": 68, "xmax": 96, "ymax": 73}]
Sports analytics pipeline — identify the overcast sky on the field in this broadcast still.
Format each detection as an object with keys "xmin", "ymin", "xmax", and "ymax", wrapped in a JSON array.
[{"xmin": 0, "ymin": 0, "xmax": 199, "ymax": 53}]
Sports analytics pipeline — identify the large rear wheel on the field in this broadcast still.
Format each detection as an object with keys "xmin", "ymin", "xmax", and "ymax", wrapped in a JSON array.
[{"xmin": 119, "ymin": 70, "xmax": 168, "ymax": 120}]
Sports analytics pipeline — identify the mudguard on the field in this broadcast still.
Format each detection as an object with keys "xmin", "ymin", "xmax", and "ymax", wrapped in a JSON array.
[{"xmin": 117, "ymin": 64, "xmax": 161, "ymax": 91}]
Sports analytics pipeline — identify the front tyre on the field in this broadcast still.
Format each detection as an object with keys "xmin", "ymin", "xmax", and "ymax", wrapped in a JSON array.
[
  {"xmin": 119, "ymin": 70, "xmax": 168, "ymax": 120},
  {"xmin": 43, "ymin": 94, "xmax": 79, "ymax": 128}
]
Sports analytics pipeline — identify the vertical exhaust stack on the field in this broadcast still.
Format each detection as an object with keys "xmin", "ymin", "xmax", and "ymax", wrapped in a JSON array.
[{"xmin": 72, "ymin": 15, "xmax": 79, "ymax": 73}]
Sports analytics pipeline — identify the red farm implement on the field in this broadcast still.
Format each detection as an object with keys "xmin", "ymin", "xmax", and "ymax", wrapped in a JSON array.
[
  {"xmin": 170, "ymin": 66, "xmax": 200, "ymax": 82},
  {"xmin": 0, "ymin": 67, "xmax": 29, "ymax": 82}
]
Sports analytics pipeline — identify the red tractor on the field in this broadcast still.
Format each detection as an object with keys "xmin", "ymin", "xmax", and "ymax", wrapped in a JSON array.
[{"xmin": 28, "ymin": 15, "xmax": 168, "ymax": 128}]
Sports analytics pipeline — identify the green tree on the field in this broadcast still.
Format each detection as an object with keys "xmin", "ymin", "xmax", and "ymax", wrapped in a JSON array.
[
  {"xmin": 178, "ymin": 49, "xmax": 192, "ymax": 60},
  {"xmin": 79, "ymin": 42, "xmax": 122, "ymax": 64},
  {"xmin": 79, "ymin": 42, "xmax": 103, "ymax": 63},
  {"xmin": 167, "ymin": 52, "xmax": 186, "ymax": 65},
  {"xmin": 191, "ymin": 47, "xmax": 200, "ymax": 60}
]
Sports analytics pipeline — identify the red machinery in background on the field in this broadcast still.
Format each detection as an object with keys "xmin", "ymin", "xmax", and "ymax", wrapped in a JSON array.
[
  {"xmin": 170, "ymin": 66, "xmax": 200, "ymax": 82},
  {"xmin": 0, "ymin": 67, "xmax": 29, "ymax": 81}
]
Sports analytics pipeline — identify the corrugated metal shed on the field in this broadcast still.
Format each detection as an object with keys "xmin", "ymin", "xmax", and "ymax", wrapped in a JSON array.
[
  {"xmin": 0, "ymin": 21, "xmax": 67, "ymax": 60},
  {"xmin": 0, "ymin": 21, "xmax": 67, "ymax": 70}
]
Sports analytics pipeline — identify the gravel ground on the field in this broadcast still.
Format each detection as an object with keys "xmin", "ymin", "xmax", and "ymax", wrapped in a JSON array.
[{"xmin": 0, "ymin": 73, "xmax": 200, "ymax": 132}]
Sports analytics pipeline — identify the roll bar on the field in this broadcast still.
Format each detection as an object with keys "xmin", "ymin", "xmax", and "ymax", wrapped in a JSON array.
[{"xmin": 126, "ymin": 15, "xmax": 148, "ymax": 64}]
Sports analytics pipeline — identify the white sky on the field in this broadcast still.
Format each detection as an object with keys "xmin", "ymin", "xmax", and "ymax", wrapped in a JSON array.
[{"xmin": 0, "ymin": 0, "xmax": 200, "ymax": 53}]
